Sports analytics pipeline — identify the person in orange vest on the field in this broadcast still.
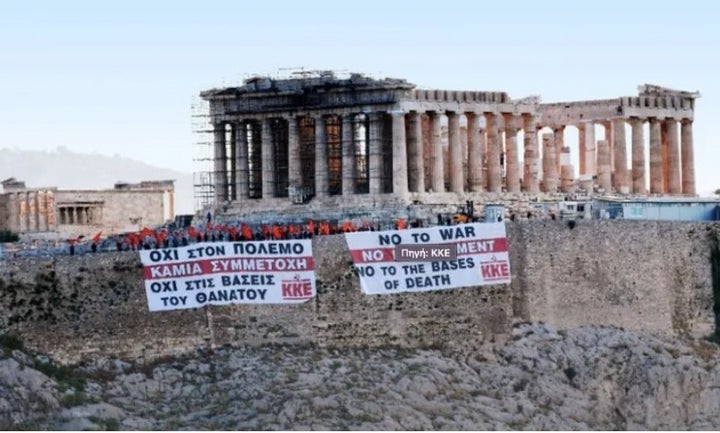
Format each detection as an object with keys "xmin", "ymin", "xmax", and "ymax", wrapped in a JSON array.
[
  {"xmin": 397, "ymin": 218, "xmax": 406, "ymax": 230},
  {"xmin": 342, "ymin": 220, "xmax": 352, "ymax": 233},
  {"xmin": 288, "ymin": 224, "xmax": 296, "ymax": 239},
  {"xmin": 261, "ymin": 225, "xmax": 271, "ymax": 240},
  {"xmin": 272, "ymin": 224, "xmax": 283, "ymax": 240},
  {"xmin": 306, "ymin": 220, "xmax": 315, "ymax": 238},
  {"xmin": 126, "ymin": 233, "xmax": 139, "ymax": 251},
  {"xmin": 241, "ymin": 224, "xmax": 253, "ymax": 241}
]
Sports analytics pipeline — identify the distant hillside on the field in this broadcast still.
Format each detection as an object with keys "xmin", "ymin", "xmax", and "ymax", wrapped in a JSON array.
[{"xmin": 0, "ymin": 147, "xmax": 195, "ymax": 214}]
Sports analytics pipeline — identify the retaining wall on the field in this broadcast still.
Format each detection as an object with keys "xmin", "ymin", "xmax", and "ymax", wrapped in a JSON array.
[{"xmin": 0, "ymin": 220, "xmax": 716, "ymax": 364}]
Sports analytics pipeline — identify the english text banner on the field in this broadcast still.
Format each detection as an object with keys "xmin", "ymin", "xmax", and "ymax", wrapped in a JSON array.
[{"xmin": 344, "ymin": 222, "xmax": 511, "ymax": 295}]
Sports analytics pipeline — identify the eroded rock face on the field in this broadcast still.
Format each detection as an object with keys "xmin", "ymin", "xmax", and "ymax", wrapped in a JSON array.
[{"xmin": 2, "ymin": 323, "xmax": 720, "ymax": 430}]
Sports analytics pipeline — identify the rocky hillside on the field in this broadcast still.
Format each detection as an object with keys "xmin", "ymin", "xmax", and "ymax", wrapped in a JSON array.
[{"xmin": 2, "ymin": 323, "xmax": 719, "ymax": 430}]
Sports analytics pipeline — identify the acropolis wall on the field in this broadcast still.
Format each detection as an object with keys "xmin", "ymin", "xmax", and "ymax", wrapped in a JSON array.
[{"xmin": 0, "ymin": 220, "xmax": 715, "ymax": 365}]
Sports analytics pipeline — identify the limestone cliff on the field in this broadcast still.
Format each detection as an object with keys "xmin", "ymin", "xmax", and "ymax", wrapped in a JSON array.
[{"xmin": 2, "ymin": 323, "xmax": 719, "ymax": 430}]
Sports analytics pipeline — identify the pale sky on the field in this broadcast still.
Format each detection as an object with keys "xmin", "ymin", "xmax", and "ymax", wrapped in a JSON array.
[{"xmin": 1, "ymin": 0, "xmax": 718, "ymax": 195}]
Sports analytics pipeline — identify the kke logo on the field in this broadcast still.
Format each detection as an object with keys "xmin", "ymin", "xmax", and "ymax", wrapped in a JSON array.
[
  {"xmin": 479, "ymin": 256, "xmax": 510, "ymax": 281},
  {"xmin": 281, "ymin": 274, "xmax": 314, "ymax": 300}
]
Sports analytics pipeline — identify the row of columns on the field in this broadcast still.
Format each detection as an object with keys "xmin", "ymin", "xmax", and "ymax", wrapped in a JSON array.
[
  {"xmin": 214, "ymin": 114, "xmax": 367, "ymax": 202},
  {"xmin": 5, "ymin": 191, "xmax": 57, "ymax": 233},
  {"xmin": 403, "ymin": 110, "xmax": 540, "ymax": 194},
  {"xmin": 212, "ymin": 113, "xmax": 695, "ymax": 202},
  {"xmin": 548, "ymin": 117, "xmax": 695, "ymax": 195},
  {"xmin": 213, "ymin": 110, "xmax": 541, "ymax": 202},
  {"xmin": 58, "ymin": 206, "xmax": 100, "ymax": 225}
]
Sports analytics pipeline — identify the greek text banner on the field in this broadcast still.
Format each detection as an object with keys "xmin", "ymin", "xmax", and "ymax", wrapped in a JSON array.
[{"xmin": 138, "ymin": 240, "xmax": 316, "ymax": 311}]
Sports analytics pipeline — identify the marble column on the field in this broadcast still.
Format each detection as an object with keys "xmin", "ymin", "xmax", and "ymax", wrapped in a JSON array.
[
  {"xmin": 666, "ymin": 119, "xmax": 681, "ymax": 194},
  {"xmin": 228, "ymin": 125, "xmax": 237, "ymax": 200},
  {"xmin": 391, "ymin": 111, "xmax": 409, "ymax": 194},
  {"xmin": 406, "ymin": 111, "xmax": 424, "ymax": 193},
  {"xmin": 213, "ymin": 122, "xmax": 228, "ymax": 202},
  {"xmin": 466, "ymin": 112, "xmax": 483, "ymax": 192},
  {"xmin": 603, "ymin": 121, "xmax": 614, "ymax": 172},
  {"xmin": 541, "ymin": 133, "xmax": 557, "ymax": 192},
  {"xmin": 504, "ymin": 114, "xmax": 520, "ymax": 193},
  {"xmin": 681, "ymin": 119, "xmax": 696, "ymax": 195},
  {"xmin": 560, "ymin": 146, "xmax": 575, "ymax": 193},
  {"xmin": 37, "ymin": 191, "xmax": 47, "ymax": 231},
  {"xmin": 368, "ymin": 112, "xmax": 384, "ymax": 195},
  {"xmin": 485, "ymin": 113, "xmax": 502, "ymax": 193},
  {"xmin": 578, "ymin": 124, "xmax": 587, "ymax": 175},
  {"xmin": 261, "ymin": 117, "xmax": 275, "ymax": 199},
  {"xmin": 522, "ymin": 114, "xmax": 539, "ymax": 193},
  {"xmin": 19, "ymin": 194, "xmax": 28, "ymax": 232},
  {"xmin": 661, "ymin": 121, "xmax": 670, "ymax": 193},
  {"xmin": 596, "ymin": 139, "xmax": 612, "ymax": 192},
  {"xmin": 479, "ymin": 123, "xmax": 488, "ymax": 191},
  {"xmin": 649, "ymin": 118, "xmax": 663, "ymax": 194},
  {"xmin": 553, "ymin": 125, "xmax": 565, "ymax": 176},
  {"xmin": 28, "ymin": 191, "xmax": 37, "ymax": 231},
  {"xmin": 37, "ymin": 195, "xmax": 44, "ymax": 230},
  {"xmin": 612, "ymin": 118, "xmax": 628, "ymax": 193},
  {"xmin": 341, "ymin": 114, "xmax": 355, "ymax": 196},
  {"xmin": 583, "ymin": 122, "xmax": 596, "ymax": 176},
  {"xmin": 287, "ymin": 115, "xmax": 301, "ymax": 190},
  {"xmin": 8, "ymin": 193, "xmax": 18, "ymax": 232},
  {"xmin": 429, "ymin": 112, "xmax": 444, "ymax": 193},
  {"xmin": 315, "ymin": 115, "xmax": 328, "ymax": 197},
  {"xmin": 447, "ymin": 112, "xmax": 463, "ymax": 193},
  {"xmin": 629, "ymin": 118, "xmax": 646, "ymax": 195},
  {"xmin": 235, "ymin": 121, "xmax": 249, "ymax": 200}
]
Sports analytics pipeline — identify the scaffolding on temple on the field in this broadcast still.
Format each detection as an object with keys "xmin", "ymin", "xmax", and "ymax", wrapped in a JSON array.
[{"xmin": 191, "ymin": 96, "xmax": 214, "ymax": 212}]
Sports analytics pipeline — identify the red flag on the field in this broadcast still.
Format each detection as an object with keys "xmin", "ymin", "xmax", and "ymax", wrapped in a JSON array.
[{"xmin": 92, "ymin": 232, "xmax": 102, "ymax": 243}]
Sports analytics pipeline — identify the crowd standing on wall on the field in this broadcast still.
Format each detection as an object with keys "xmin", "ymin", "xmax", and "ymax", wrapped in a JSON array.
[{"xmin": 3, "ymin": 199, "xmax": 565, "ymax": 258}]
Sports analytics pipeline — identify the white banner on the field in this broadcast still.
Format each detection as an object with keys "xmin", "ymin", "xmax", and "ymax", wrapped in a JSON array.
[
  {"xmin": 344, "ymin": 222, "xmax": 511, "ymax": 295},
  {"xmin": 138, "ymin": 240, "xmax": 316, "ymax": 311}
]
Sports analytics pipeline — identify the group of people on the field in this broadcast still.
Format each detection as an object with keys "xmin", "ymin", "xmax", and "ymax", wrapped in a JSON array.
[
  {"xmin": 62, "ymin": 202, "xmax": 485, "ymax": 254},
  {"xmin": 107, "ymin": 218, "xmax": 416, "ymax": 252}
]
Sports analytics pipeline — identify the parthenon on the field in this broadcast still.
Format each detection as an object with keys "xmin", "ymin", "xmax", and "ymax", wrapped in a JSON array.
[{"xmin": 199, "ymin": 72, "xmax": 698, "ymax": 209}]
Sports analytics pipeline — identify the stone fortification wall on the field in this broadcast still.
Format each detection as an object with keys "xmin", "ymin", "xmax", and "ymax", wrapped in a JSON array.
[
  {"xmin": 513, "ymin": 221, "xmax": 716, "ymax": 337},
  {"xmin": 0, "ymin": 221, "xmax": 716, "ymax": 364}
]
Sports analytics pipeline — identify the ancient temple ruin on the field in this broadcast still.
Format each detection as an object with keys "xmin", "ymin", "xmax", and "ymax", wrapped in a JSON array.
[{"xmin": 196, "ymin": 72, "xmax": 698, "ymax": 212}]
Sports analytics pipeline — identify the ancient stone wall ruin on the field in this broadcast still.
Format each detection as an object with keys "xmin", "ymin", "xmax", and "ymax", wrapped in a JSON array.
[{"xmin": 0, "ymin": 220, "xmax": 716, "ymax": 364}]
